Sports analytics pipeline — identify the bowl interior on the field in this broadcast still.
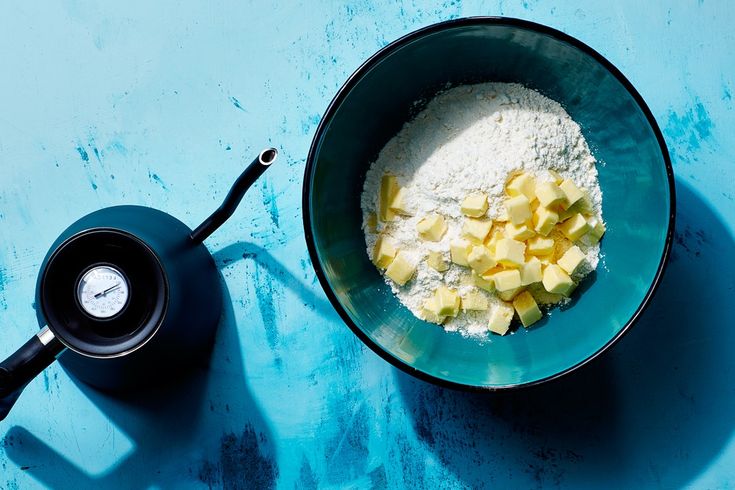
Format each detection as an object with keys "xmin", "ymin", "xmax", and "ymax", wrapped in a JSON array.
[{"xmin": 306, "ymin": 19, "xmax": 672, "ymax": 388}]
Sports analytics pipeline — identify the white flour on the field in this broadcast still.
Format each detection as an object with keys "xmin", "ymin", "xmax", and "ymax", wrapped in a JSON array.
[{"xmin": 361, "ymin": 82, "xmax": 602, "ymax": 338}]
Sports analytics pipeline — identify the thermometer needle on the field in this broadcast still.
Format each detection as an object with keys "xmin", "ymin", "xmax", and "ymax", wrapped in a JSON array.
[{"xmin": 94, "ymin": 283, "xmax": 121, "ymax": 299}]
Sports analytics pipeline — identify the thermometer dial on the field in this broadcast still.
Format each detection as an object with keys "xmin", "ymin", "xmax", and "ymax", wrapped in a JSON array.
[{"xmin": 77, "ymin": 265, "xmax": 130, "ymax": 319}]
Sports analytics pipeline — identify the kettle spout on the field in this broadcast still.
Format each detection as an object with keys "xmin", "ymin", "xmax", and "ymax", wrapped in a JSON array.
[{"xmin": 190, "ymin": 148, "xmax": 278, "ymax": 244}]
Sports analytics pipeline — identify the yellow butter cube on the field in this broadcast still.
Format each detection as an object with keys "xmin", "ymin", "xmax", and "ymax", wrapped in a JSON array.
[
  {"xmin": 462, "ymin": 291, "xmax": 489, "ymax": 311},
  {"xmin": 471, "ymin": 271, "xmax": 495, "ymax": 292},
  {"xmin": 379, "ymin": 174, "xmax": 398, "ymax": 222},
  {"xmin": 389, "ymin": 187, "xmax": 412, "ymax": 216},
  {"xmin": 588, "ymin": 216, "xmax": 606, "ymax": 242},
  {"xmin": 461, "ymin": 192, "xmax": 489, "ymax": 217},
  {"xmin": 385, "ymin": 251, "xmax": 416, "ymax": 286},
  {"xmin": 572, "ymin": 191, "xmax": 595, "ymax": 215},
  {"xmin": 504, "ymin": 195, "xmax": 532, "ymax": 225},
  {"xmin": 498, "ymin": 287, "xmax": 524, "ymax": 301},
  {"xmin": 422, "ymin": 296, "xmax": 445, "ymax": 324},
  {"xmin": 559, "ymin": 213, "xmax": 591, "ymax": 241},
  {"xmin": 450, "ymin": 239, "xmax": 473, "ymax": 266},
  {"xmin": 520, "ymin": 256, "xmax": 543, "ymax": 286},
  {"xmin": 542, "ymin": 264, "xmax": 576, "ymax": 296},
  {"xmin": 488, "ymin": 303, "xmax": 514, "ymax": 335},
  {"xmin": 467, "ymin": 245, "xmax": 497, "ymax": 274},
  {"xmin": 506, "ymin": 173, "xmax": 536, "ymax": 201},
  {"xmin": 532, "ymin": 206, "xmax": 559, "ymax": 236},
  {"xmin": 365, "ymin": 212, "xmax": 378, "ymax": 232},
  {"xmin": 491, "ymin": 269, "xmax": 522, "ymax": 292},
  {"xmin": 372, "ymin": 236, "xmax": 396, "ymax": 269},
  {"xmin": 557, "ymin": 245, "xmax": 586, "ymax": 274},
  {"xmin": 426, "ymin": 251, "xmax": 449, "ymax": 272},
  {"xmin": 416, "ymin": 213, "xmax": 447, "ymax": 241},
  {"xmin": 535, "ymin": 181, "xmax": 568, "ymax": 209},
  {"xmin": 435, "ymin": 286, "xmax": 461, "ymax": 317},
  {"xmin": 504, "ymin": 221, "xmax": 536, "ymax": 241},
  {"xmin": 462, "ymin": 218, "xmax": 493, "ymax": 243},
  {"xmin": 526, "ymin": 236, "xmax": 555, "ymax": 256},
  {"xmin": 559, "ymin": 179, "xmax": 585, "ymax": 209},
  {"xmin": 548, "ymin": 169, "xmax": 564, "ymax": 184},
  {"xmin": 485, "ymin": 228, "xmax": 505, "ymax": 251},
  {"xmin": 494, "ymin": 238, "xmax": 526, "ymax": 268},
  {"xmin": 513, "ymin": 291, "xmax": 543, "ymax": 327},
  {"xmin": 557, "ymin": 205, "xmax": 576, "ymax": 223}
]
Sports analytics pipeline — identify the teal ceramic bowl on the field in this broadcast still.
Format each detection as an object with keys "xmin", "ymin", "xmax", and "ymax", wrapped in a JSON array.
[{"xmin": 303, "ymin": 17, "xmax": 674, "ymax": 389}]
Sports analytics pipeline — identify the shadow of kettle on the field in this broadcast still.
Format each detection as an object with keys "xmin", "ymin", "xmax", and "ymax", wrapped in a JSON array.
[{"xmin": 2, "ymin": 255, "xmax": 280, "ymax": 489}]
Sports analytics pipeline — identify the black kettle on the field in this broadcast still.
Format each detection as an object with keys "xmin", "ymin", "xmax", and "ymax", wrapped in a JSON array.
[{"xmin": 0, "ymin": 148, "xmax": 278, "ymax": 420}]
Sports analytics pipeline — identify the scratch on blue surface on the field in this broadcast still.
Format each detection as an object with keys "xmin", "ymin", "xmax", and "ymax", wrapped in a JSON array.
[
  {"xmin": 75, "ymin": 145, "xmax": 89, "ymax": 163},
  {"xmin": 244, "ymin": 251, "xmax": 282, "ymax": 360},
  {"xmin": 664, "ymin": 100, "xmax": 713, "ymax": 162},
  {"xmin": 723, "ymin": 84, "xmax": 732, "ymax": 101},
  {"xmin": 148, "ymin": 171, "xmax": 168, "ymax": 190},
  {"xmin": 229, "ymin": 96, "xmax": 247, "ymax": 112},
  {"xmin": 324, "ymin": 402, "xmax": 370, "ymax": 483},
  {"xmin": 261, "ymin": 179, "xmax": 279, "ymax": 228},
  {"xmin": 0, "ymin": 266, "xmax": 6, "ymax": 310}
]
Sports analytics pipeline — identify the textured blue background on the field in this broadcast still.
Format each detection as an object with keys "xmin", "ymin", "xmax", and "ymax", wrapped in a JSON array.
[{"xmin": 1, "ymin": 1, "xmax": 734, "ymax": 489}]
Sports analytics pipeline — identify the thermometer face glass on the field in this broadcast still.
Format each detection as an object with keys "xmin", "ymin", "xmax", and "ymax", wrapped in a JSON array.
[{"xmin": 76, "ymin": 265, "xmax": 130, "ymax": 319}]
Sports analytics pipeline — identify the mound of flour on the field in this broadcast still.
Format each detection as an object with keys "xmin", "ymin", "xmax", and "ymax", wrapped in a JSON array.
[{"xmin": 361, "ymin": 82, "xmax": 602, "ymax": 338}]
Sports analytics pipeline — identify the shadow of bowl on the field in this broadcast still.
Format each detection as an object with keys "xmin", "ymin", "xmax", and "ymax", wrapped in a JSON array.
[{"xmin": 396, "ymin": 179, "xmax": 735, "ymax": 488}]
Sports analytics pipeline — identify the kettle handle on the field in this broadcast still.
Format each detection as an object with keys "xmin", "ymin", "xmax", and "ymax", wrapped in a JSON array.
[
  {"xmin": 0, "ymin": 326, "xmax": 65, "ymax": 421},
  {"xmin": 190, "ymin": 148, "xmax": 278, "ymax": 244}
]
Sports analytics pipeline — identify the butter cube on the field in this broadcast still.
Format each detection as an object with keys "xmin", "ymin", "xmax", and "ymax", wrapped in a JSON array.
[
  {"xmin": 526, "ymin": 236, "xmax": 555, "ymax": 256},
  {"xmin": 532, "ymin": 206, "xmax": 559, "ymax": 236},
  {"xmin": 471, "ymin": 271, "xmax": 495, "ymax": 292},
  {"xmin": 504, "ymin": 195, "xmax": 532, "ymax": 225},
  {"xmin": 416, "ymin": 213, "xmax": 447, "ymax": 241},
  {"xmin": 461, "ymin": 192, "xmax": 489, "ymax": 217},
  {"xmin": 389, "ymin": 187, "xmax": 412, "ymax": 216},
  {"xmin": 559, "ymin": 213, "xmax": 591, "ymax": 241},
  {"xmin": 520, "ymin": 256, "xmax": 543, "ymax": 286},
  {"xmin": 426, "ymin": 251, "xmax": 449, "ymax": 272},
  {"xmin": 450, "ymin": 239, "xmax": 473, "ymax": 266},
  {"xmin": 462, "ymin": 218, "xmax": 493, "ymax": 243},
  {"xmin": 548, "ymin": 169, "xmax": 564, "ymax": 184},
  {"xmin": 513, "ymin": 291, "xmax": 543, "ymax": 327},
  {"xmin": 435, "ymin": 286, "xmax": 461, "ymax": 317},
  {"xmin": 365, "ymin": 212, "xmax": 378, "ymax": 232},
  {"xmin": 535, "ymin": 181, "xmax": 568, "ymax": 209},
  {"xmin": 504, "ymin": 221, "xmax": 536, "ymax": 241},
  {"xmin": 588, "ymin": 216, "xmax": 606, "ymax": 242},
  {"xmin": 572, "ymin": 191, "xmax": 595, "ymax": 215},
  {"xmin": 498, "ymin": 287, "xmax": 524, "ymax": 301},
  {"xmin": 491, "ymin": 269, "xmax": 522, "ymax": 292},
  {"xmin": 557, "ymin": 205, "xmax": 576, "ymax": 223},
  {"xmin": 379, "ymin": 174, "xmax": 398, "ymax": 222},
  {"xmin": 462, "ymin": 291, "xmax": 489, "ymax": 311},
  {"xmin": 485, "ymin": 228, "xmax": 505, "ymax": 251},
  {"xmin": 559, "ymin": 179, "xmax": 585, "ymax": 209},
  {"xmin": 488, "ymin": 303, "xmax": 514, "ymax": 335},
  {"xmin": 494, "ymin": 238, "xmax": 526, "ymax": 268},
  {"xmin": 557, "ymin": 245, "xmax": 586, "ymax": 274},
  {"xmin": 422, "ymin": 296, "xmax": 445, "ymax": 324},
  {"xmin": 506, "ymin": 173, "xmax": 536, "ymax": 201},
  {"xmin": 372, "ymin": 236, "xmax": 396, "ymax": 269},
  {"xmin": 385, "ymin": 251, "xmax": 416, "ymax": 286},
  {"xmin": 467, "ymin": 245, "xmax": 497, "ymax": 274},
  {"xmin": 542, "ymin": 264, "xmax": 576, "ymax": 296}
]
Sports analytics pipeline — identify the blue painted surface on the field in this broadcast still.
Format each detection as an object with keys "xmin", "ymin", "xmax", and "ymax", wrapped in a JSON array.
[{"xmin": 0, "ymin": 1, "xmax": 733, "ymax": 488}]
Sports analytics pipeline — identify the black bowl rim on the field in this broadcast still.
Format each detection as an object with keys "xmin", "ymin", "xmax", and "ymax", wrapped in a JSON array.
[{"xmin": 302, "ymin": 16, "xmax": 676, "ymax": 391}]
